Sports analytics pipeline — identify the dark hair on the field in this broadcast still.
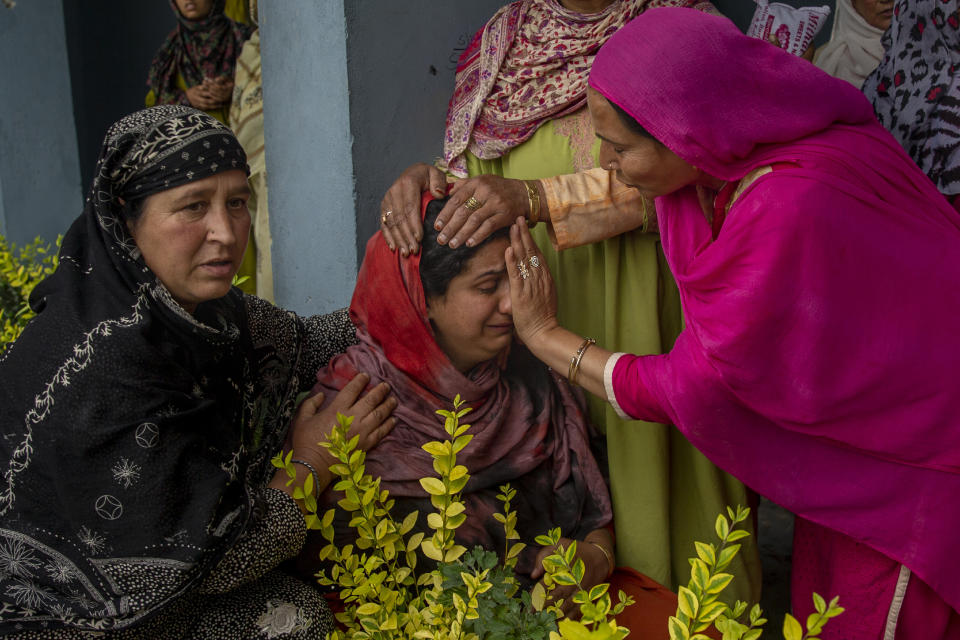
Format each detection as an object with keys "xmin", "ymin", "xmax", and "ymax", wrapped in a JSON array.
[
  {"xmin": 608, "ymin": 99, "xmax": 656, "ymax": 140},
  {"xmin": 419, "ymin": 197, "xmax": 510, "ymax": 300}
]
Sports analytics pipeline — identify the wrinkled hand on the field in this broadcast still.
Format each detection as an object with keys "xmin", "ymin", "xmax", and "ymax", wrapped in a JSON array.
[
  {"xmin": 185, "ymin": 84, "xmax": 222, "ymax": 110},
  {"xmin": 380, "ymin": 163, "xmax": 448, "ymax": 256},
  {"xmin": 434, "ymin": 175, "xmax": 529, "ymax": 249},
  {"xmin": 286, "ymin": 373, "xmax": 397, "ymax": 471},
  {"xmin": 505, "ymin": 219, "xmax": 558, "ymax": 348},
  {"xmin": 530, "ymin": 537, "xmax": 610, "ymax": 619}
]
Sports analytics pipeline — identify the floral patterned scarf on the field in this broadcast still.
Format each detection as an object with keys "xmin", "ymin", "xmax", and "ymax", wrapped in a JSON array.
[{"xmin": 439, "ymin": 0, "xmax": 716, "ymax": 176}]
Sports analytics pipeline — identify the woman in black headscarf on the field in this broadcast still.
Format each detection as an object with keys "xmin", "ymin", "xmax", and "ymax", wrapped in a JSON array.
[
  {"xmin": 146, "ymin": 0, "xmax": 253, "ymax": 123},
  {"xmin": 0, "ymin": 106, "xmax": 395, "ymax": 638}
]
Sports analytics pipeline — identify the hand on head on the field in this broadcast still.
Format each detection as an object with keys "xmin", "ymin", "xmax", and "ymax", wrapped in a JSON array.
[
  {"xmin": 379, "ymin": 164, "xmax": 532, "ymax": 256},
  {"xmin": 433, "ymin": 176, "xmax": 531, "ymax": 250},
  {"xmin": 380, "ymin": 163, "xmax": 446, "ymax": 256}
]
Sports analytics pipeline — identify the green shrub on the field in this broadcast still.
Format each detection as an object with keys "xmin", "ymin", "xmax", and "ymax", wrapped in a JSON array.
[
  {"xmin": 272, "ymin": 396, "xmax": 634, "ymax": 640},
  {"xmin": 0, "ymin": 233, "xmax": 59, "ymax": 354}
]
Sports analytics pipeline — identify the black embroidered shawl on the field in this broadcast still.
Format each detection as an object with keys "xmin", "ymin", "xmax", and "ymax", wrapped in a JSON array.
[{"xmin": 0, "ymin": 106, "xmax": 328, "ymax": 633}]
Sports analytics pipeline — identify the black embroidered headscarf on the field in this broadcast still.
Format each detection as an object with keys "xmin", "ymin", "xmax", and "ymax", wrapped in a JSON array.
[
  {"xmin": 147, "ymin": 0, "xmax": 253, "ymax": 106},
  {"xmin": 0, "ymin": 106, "xmax": 302, "ymax": 633}
]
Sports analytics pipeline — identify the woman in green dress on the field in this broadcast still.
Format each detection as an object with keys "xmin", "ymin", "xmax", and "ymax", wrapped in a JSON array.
[{"xmin": 379, "ymin": 0, "xmax": 760, "ymax": 603}]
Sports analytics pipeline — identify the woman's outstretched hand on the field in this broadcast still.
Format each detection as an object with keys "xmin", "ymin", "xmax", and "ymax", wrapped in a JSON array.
[
  {"xmin": 433, "ymin": 175, "xmax": 530, "ymax": 249},
  {"xmin": 380, "ymin": 163, "xmax": 447, "ymax": 256},
  {"xmin": 505, "ymin": 218, "xmax": 558, "ymax": 349}
]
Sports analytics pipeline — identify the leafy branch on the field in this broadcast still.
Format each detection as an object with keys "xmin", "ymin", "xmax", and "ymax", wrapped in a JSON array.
[{"xmin": 668, "ymin": 505, "xmax": 844, "ymax": 640}]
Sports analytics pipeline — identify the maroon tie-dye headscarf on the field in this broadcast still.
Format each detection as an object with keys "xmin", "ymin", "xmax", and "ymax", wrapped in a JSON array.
[{"xmin": 311, "ymin": 195, "xmax": 612, "ymax": 579}]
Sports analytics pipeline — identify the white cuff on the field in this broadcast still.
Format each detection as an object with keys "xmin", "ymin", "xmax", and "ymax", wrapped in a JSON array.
[{"xmin": 604, "ymin": 352, "xmax": 630, "ymax": 420}]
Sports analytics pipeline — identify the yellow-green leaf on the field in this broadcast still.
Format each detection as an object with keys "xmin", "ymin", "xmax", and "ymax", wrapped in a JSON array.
[
  {"xmin": 695, "ymin": 541, "xmax": 716, "ymax": 566},
  {"xmin": 677, "ymin": 586, "xmax": 698, "ymax": 619},
  {"xmin": 783, "ymin": 613, "xmax": 803, "ymax": 640},
  {"xmin": 419, "ymin": 477, "xmax": 447, "ymax": 496},
  {"xmin": 399, "ymin": 509, "xmax": 418, "ymax": 535},
  {"xmin": 421, "ymin": 539, "xmax": 443, "ymax": 561},
  {"xmin": 668, "ymin": 616, "xmax": 691, "ymax": 640},
  {"xmin": 444, "ymin": 545, "xmax": 467, "ymax": 562},
  {"xmin": 355, "ymin": 602, "xmax": 380, "ymax": 616},
  {"xmin": 706, "ymin": 572, "xmax": 733, "ymax": 595}
]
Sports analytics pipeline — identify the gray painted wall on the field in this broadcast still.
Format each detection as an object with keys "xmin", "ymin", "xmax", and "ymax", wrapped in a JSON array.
[
  {"xmin": 62, "ymin": 1, "xmax": 173, "ymax": 190},
  {"xmin": 260, "ymin": 0, "xmax": 504, "ymax": 316},
  {"xmin": 344, "ymin": 0, "xmax": 506, "ymax": 260},
  {"xmin": 0, "ymin": 0, "xmax": 82, "ymax": 245}
]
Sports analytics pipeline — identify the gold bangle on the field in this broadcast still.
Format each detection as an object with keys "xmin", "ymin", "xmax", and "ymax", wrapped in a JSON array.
[
  {"xmin": 523, "ymin": 179, "xmax": 541, "ymax": 228},
  {"xmin": 588, "ymin": 541, "xmax": 615, "ymax": 578},
  {"xmin": 567, "ymin": 337, "xmax": 596, "ymax": 387}
]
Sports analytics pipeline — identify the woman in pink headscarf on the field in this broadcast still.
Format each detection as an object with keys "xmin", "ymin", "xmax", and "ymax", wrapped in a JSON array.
[{"xmin": 505, "ymin": 7, "xmax": 960, "ymax": 639}]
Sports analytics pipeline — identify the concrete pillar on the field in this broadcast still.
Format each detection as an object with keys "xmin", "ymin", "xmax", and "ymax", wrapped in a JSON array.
[{"xmin": 260, "ymin": 0, "xmax": 357, "ymax": 315}]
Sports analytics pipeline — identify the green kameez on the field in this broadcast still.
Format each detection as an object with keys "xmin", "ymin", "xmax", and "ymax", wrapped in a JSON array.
[{"xmin": 465, "ymin": 108, "xmax": 761, "ymax": 603}]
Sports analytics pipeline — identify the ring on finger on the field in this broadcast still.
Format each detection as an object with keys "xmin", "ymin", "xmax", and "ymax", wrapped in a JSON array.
[
  {"xmin": 380, "ymin": 210, "xmax": 393, "ymax": 227},
  {"xmin": 518, "ymin": 260, "xmax": 530, "ymax": 280},
  {"xmin": 529, "ymin": 256, "xmax": 541, "ymax": 268},
  {"xmin": 464, "ymin": 196, "xmax": 484, "ymax": 212}
]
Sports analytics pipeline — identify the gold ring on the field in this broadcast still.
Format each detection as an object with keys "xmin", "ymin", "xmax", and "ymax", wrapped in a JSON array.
[
  {"xmin": 464, "ymin": 196, "xmax": 483, "ymax": 212},
  {"xmin": 380, "ymin": 210, "xmax": 393, "ymax": 227}
]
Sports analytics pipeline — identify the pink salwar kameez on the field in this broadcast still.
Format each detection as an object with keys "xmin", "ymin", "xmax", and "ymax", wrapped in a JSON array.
[{"xmin": 589, "ymin": 8, "xmax": 960, "ymax": 639}]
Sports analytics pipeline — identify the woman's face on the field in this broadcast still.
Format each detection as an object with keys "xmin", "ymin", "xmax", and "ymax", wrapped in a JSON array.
[
  {"xmin": 589, "ymin": 88, "xmax": 703, "ymax": 199},
  {"xmin": 175, "ymin": 0, "xmax": 214, "ymax": 21},
  {"xmin": 127, "ymin": 170, "xmax": 250, "ymax": 313},
  {"xmin": 851, "ymin": 0, "xmax": 893, "ymax": 30},
  {"xmin": 427, "ymin": 237, "xmax": 514, "ymax": 373}
]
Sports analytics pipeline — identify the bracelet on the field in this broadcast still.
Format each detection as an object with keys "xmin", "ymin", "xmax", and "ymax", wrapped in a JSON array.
[
  {"xmin": 290, "ymin": 458, "xmax": 321, "ymax": 495},
  {"xmin": 588, "ymin": 541, "xmax": 615, "ymax": 578},
  {"xmin": 568, "ymin": 337, "xmax": 596, "ymax": 387},
  {"xmin": 523, "ymin": 180, "xmax": 541, "ymax": 228}
]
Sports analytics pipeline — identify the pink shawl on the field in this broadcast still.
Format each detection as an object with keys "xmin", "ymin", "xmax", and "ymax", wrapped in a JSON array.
[
  {"xmin": 311, "ymin": 208, "xmax": 611, "ymax": 578},
  {"xmin": 592, "ymin": 8, "xmax": 960, "ymax": 613},
  {"xmin": 439, "ymin": 0, "xmax": 714, "ymax": 177}
]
